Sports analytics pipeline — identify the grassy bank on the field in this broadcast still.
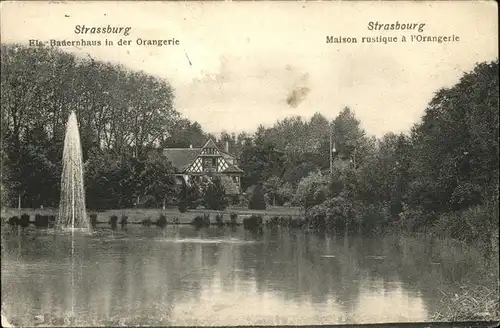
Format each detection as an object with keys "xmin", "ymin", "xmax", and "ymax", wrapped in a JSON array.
[
  {"xmin": 395, "ymin": 233, "xmax": 499, "ymax": 322},
  {"xmin": 431, "ymin": 284, "xmax": 499, "ymax": 322},
  {"xmin": 0, "ymin": 206, "xmax": 302, "ymax": 225}
]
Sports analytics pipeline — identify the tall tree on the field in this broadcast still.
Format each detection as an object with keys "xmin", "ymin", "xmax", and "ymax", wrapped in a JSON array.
[{"xmin": 408, "ymin": 61, "xmax": 499, "ymax": 213}]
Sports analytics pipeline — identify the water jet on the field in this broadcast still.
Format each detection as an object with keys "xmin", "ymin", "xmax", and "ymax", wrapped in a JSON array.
[{"xmin": 57, "ymin": 111, "xmax": 89, "ymax": 231}]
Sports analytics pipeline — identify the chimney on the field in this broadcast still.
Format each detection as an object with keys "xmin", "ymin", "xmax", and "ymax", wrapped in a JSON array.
[
  {"xmin": 189, "ymin": 144, "xmax": 193, "ymax": 149},
  {"xmin": 225, "ymin": 140, "xmax": 229, "ymax": 152}
]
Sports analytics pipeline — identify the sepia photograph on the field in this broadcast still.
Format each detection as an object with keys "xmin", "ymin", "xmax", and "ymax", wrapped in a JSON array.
[{"xmin": 1, "ymin": 1, "xmax": 498, "ymax": 327}]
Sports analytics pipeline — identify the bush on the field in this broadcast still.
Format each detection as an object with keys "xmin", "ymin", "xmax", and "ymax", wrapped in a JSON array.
[
  {"xmin": 140, "ymin": 195, "xmax": 158, "ymax": 208},
  {"xmin": 266, "ymin": 216, "xmax": 281, "ymax": 227},
  {"xmin": 238, "ymin": 194, "xmax": 249, "ymax": 207},
  {"xmin": 306, "ymin": 214, "xmax": 326, "ymax": 230},
  {"xmin": 215, "ymin": 213, "xmax": 224, "ymax": 226},
  {"xmin": 34, "ymin": 214, "xmax": 49, "ymax": 227},
  {"xmin": 400, "ymin": 203, "xmax": 438, "ymax": 232},
  {"xmin": 227, "ymin": 194, "xmax": 240, "ymax": 206},
  {"xmin": 356, "ymin": 203, "xmax": 389, "ymax": 234},
  {"xmin": 294, "ymin": 171, "xmax": 329, "ymax": 211},
  {"xmin": 243, "ymin": 215, "xmax": 263, "ymax": 229},
  {"xmin": 449, "ymin": 183, "xmax": 483, "ymax": 211},
  {"xmin": 229, "ymin": 212, "xmax": 238, "ymax": 226},
  {"xmin": 178, "ymin": 201, "xmax": 187, "ymax": 213},
  {"xmin": 266, "ymin": 215, "xmax": 304, "ymax": 228},
  {"xmin": 248, "ymin": 184, "xmax": 266, "ymax": 210},
  {"xmin": 178, "ymin": 179, "xmax": 201, "ymax": 210},
  {"xmin": 120, "ymin": 215, "xmax": 128, "ymax": 225},
  {"xmin": 7, "ymin": 216, "xmax": 19, "ymax": 226},
  {"xmin": 19, "ymin": 214, "xmax": 30, "ymax": 227},
  {"xmin": 434, "ymin": 204, "xmax": 497, "ymax": 245},
  {"xmin": 191, "ymin": 213, "xmax": 210, "ymax": 228},
  {"xmin": 109, "ymin": 215, "xmax": 118, "ymax": 229},
  {"xmin": 399, "ymin": 204, "xmax": 424, "ymax": 232},
  {"xmin": 289, "ymin": 217, "xmax": 304, "ymax": 228},
  {"xmin": 156, "ymin": 214, "xmax": 167, "ymax": 227},
  {"xmin": 307, "ymin": 204, "xmax": 333, "ymax": 230},
  {"xmin": 186, "ymin": 180, "xmax": 204, "ymax": 209},
  {"xmin": 48, "ymin": 215, "xmax": 56, "ymax": 227},
  {"xmin": 203, "ymin": 177, "xmax": 228, "ymax": 210},
  {"xmin": 109, "ymin": 215, "xmax": 118, "ymax": 224}
]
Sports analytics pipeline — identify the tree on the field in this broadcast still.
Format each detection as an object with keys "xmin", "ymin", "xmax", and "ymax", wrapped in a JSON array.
[
  {"xmin": 330, "ymin": 107, "xmax": 373, "ymax": 169},
  {"xmin": 408, "ymin": 60, "xmax": 499, "ymax": 214},
  {"xmin": 239, "ymin": 140, "xmax": 285, "ymax": 190},
  {"xmin": 263, "ymin": 176, "xmax": 283, "ymax": 206},
  {"xmin": 1, "ymin": 43, "xmax": 182, "ymax": 208},
  {"xmin": 84, "ymin": 152, "xmax": 132, "ymax": 209},
  {"xmin": 161, "ymin": 119, "xmax": 208, "ymax": 148},
  {"xmin": 356, "ymin": 133, "xmax": 402, "ymax": 204},
  {"xmin": 203, "ymin": 177, "xmax": 228, "ymax": 210},
  {"xmin": 179, "ymin": 177, "xmax": 205, "ymax": 210},
  {"xmin": 248, "ymin": 183, "xmax": 267, "ymax": 210},
  {"xmin": 278, "ymin": 182, "xmax": 295, "ymax": 206},
  {"xmin": 293, "ymin": 171, "xmax": 329, "ymax": 213},
  {"xmin": 136, "ymin": 151, "xmax": 176, "ymax": 208}
]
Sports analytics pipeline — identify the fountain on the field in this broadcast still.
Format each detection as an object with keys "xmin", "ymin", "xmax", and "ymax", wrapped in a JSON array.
[{"xmin": 57, "ymin": 111, "xmax": 89, "ymax": 231}]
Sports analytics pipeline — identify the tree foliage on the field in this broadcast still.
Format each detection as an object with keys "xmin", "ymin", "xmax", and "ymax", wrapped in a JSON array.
[
  {"xmin": 237, "ymin": 60, "xmax": 499, "ymax": 239},
  {"xmin": 1, "ymin": 44, "xmax": 178, "ymax": 208},
  {"xmin": 203, "ymin": 177, "xmax": 228, "ymax": 210},
  {"xmin": 248, "ymin": 184, "xmax": 267, "ymax": 210},
  {"xmin": 1, "ymin": 41, "xmax": 497, "ymax": 244}
]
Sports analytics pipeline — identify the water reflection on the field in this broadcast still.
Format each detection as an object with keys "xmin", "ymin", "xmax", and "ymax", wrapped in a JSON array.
[{"xmin": 0, "ymin": 226, "xmax": 490, "ymax": 326}]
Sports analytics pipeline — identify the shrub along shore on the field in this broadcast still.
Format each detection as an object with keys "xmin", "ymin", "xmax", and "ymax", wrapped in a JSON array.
[
  {"xmin": 2, "ymin": 205, "xmax": 498, "ymax": 245},
  {"xmin": 0, "ymin": 206, "xmax": 300, "ymax": 225}
]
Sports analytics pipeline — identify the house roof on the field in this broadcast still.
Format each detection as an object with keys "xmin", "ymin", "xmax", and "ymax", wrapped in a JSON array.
[
  {"xmin": 202, "ymin": 138, "xmax": 218, "ymax": 149},
  {"xmin": 163, "ymin": 148, "xmax": 201, "ymax": 171},
  {"xmin": 220, "ymin": 150, "xmax": 235, "ymax": 160},
  {"xmin": 222, "ymin": 163, "xmax": 244, "ymax": 173},
  {"xmin": 163, "ymin": 138, "xmax": 243, "ymax": 174}
]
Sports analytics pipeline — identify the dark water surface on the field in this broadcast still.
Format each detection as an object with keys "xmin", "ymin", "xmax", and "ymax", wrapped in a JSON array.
[{"xmin": 1, "ymin": 225, "xmax": 490, "ymax": 326}]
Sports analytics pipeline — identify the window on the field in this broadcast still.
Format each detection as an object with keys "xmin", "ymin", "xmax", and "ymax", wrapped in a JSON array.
[
  {"xmin": 212, "ymin": 158, "xmax": 217, "ymax": 166},
  {"xmin": 203, "ymin": 148, "xmax": 217, "ymax": 155}
]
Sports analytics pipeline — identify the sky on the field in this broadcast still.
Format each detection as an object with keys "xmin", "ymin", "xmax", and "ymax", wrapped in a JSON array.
[{"xmin": 1, "ymin": 1, "xmax": 498, "ymax": 137}]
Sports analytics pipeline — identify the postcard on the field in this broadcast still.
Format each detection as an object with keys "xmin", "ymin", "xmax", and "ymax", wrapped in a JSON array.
[{"xmin": 1, "ymin": 1, "xmax": 498, "ymax": 327}]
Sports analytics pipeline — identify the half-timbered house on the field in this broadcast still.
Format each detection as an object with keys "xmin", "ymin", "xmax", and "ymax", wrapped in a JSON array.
[{"xmin": 163, "ymin": 139, "xmax": 244, "ymax": 194}]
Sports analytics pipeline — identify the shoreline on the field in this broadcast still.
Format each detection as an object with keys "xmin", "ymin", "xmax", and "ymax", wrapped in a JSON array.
[{"xmin": 0, "ymin": 206, "xmax": 303, "ymax": 225}]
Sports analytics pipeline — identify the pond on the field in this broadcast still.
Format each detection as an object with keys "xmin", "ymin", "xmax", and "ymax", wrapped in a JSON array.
[{"xmin": 1, "ymin": 225, "xmax": 495, "ymax": 326}]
